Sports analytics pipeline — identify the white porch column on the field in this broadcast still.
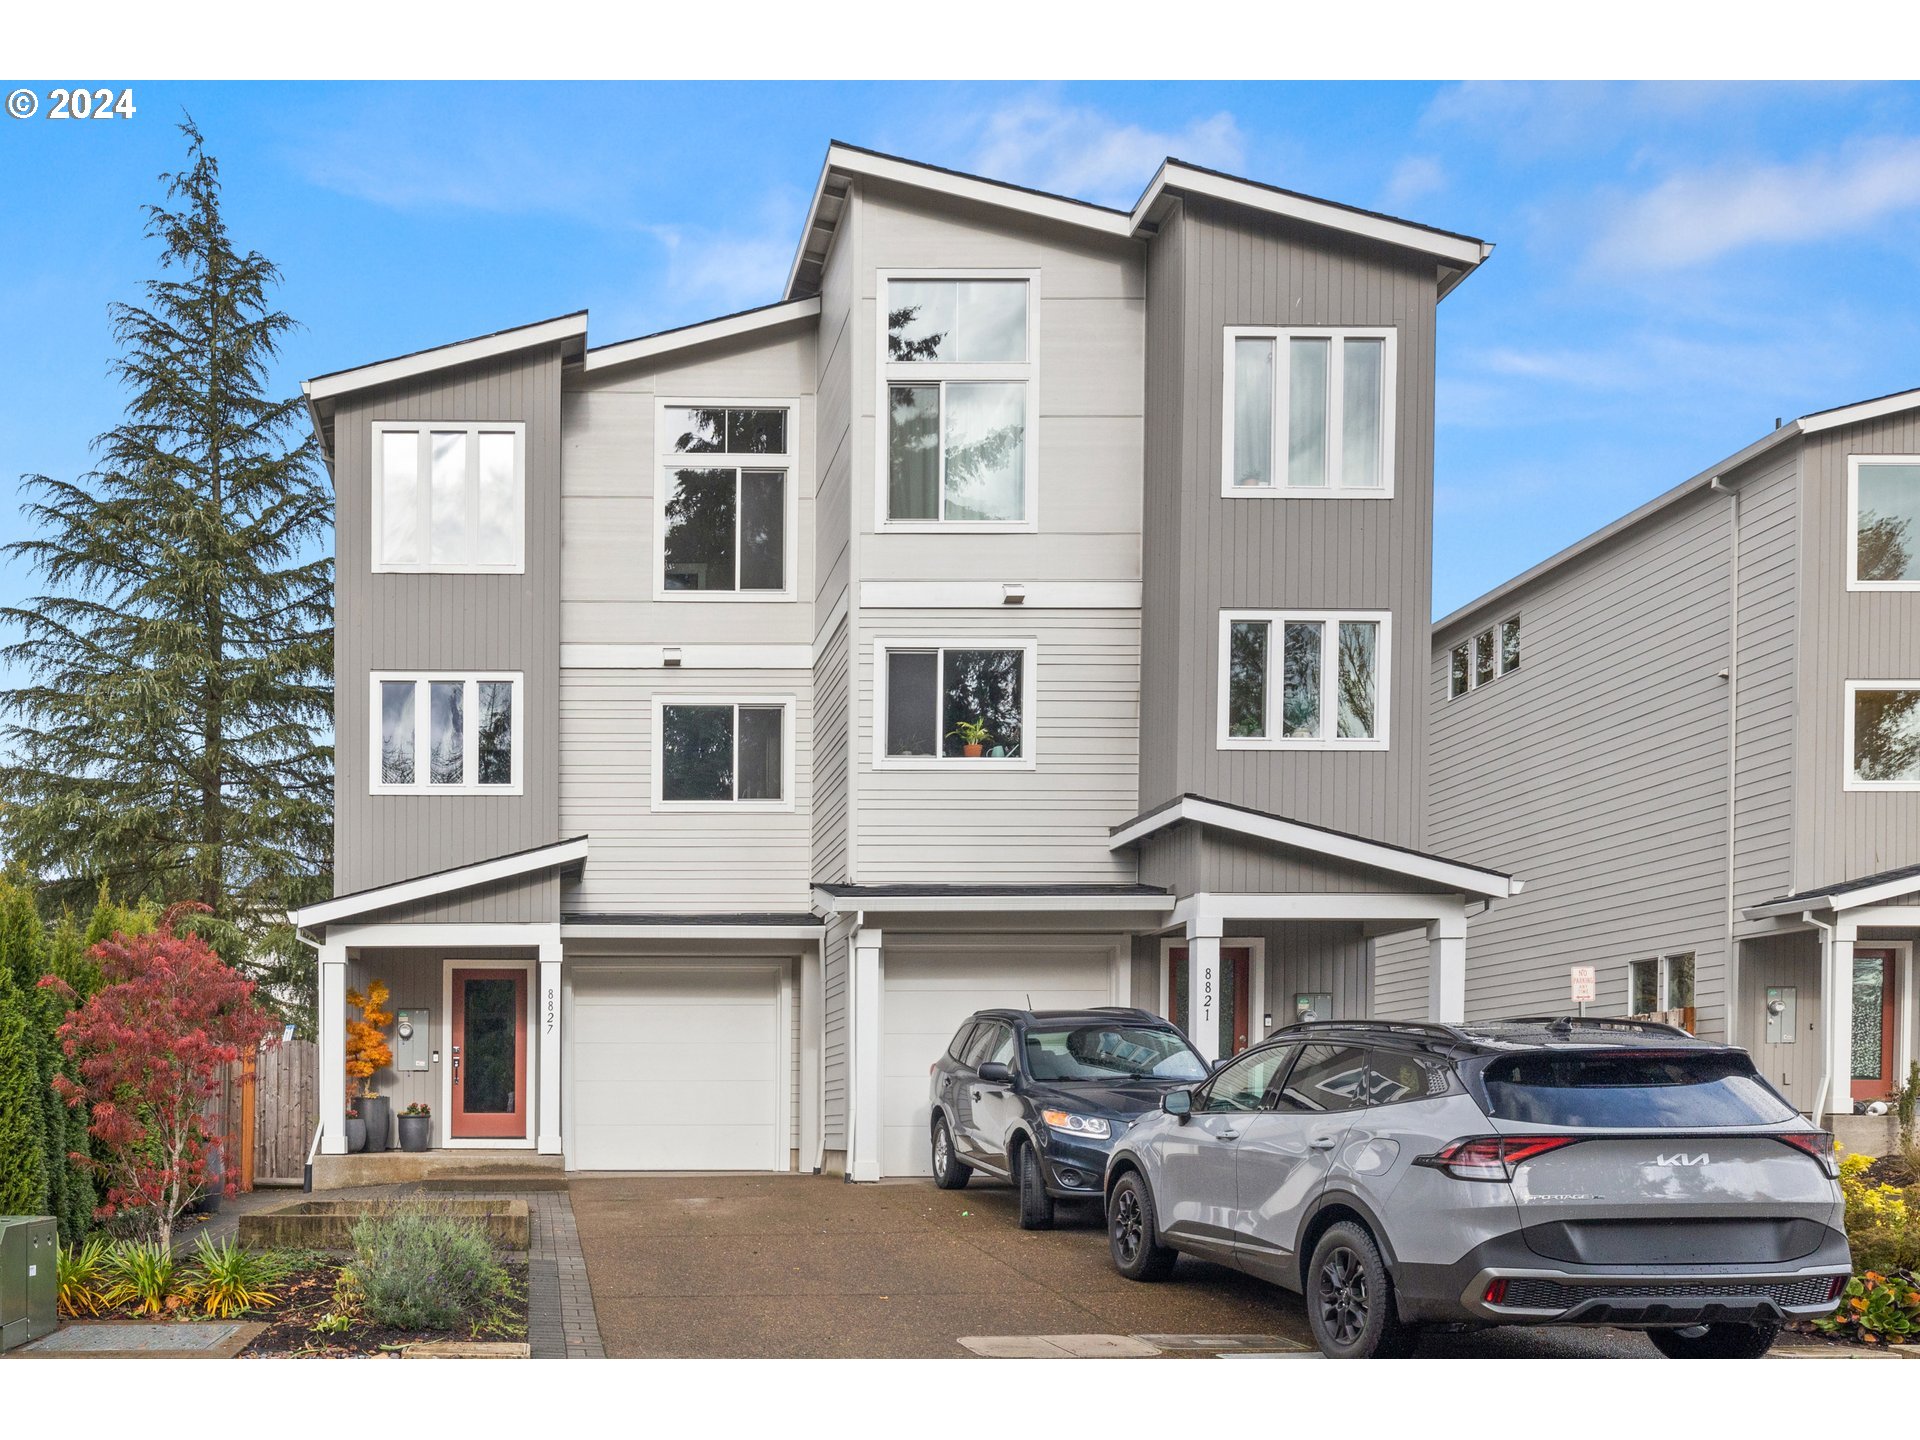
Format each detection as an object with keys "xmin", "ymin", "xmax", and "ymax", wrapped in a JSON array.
[
  {"xmin": 1827, "ymin": 921, "xmax": 1857, "ymax": 1124},
  {"xmin": 1426, "ymin": 903, "xmax": 1468, "ymax": 1023},
  {"xmin": 799, "ymin": 942, "xmax": 824, "ymax": 1173},
  {"xmin": 1186, "ymin": 916, "xmax": 1224, "ymax": 1064},
  {"xmin": 849, "ymin": 927, "xmax": 884, "ymax": 1183},
  {"xmin": 318, "ymin": 939, "xmax": 348, "ymax": 1155},
  {"xmin": 537, "ymin": 931, "xmax": 563, "ymax": 1156}
]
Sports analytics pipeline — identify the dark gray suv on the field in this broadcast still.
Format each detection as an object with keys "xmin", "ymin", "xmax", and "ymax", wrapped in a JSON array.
[{"xmin": 1104, "ymin": 1017, "xmax": 1850, "ymax": 1358}]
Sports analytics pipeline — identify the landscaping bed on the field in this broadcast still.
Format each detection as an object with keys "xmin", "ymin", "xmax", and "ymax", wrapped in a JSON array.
[{"xmin": 237, "ymin": 1255, "xmax": 528, "ymax": 1357}]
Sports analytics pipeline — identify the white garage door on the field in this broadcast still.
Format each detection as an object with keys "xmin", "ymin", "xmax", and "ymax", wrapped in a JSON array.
[
  {"xmin": 881, "ymin": 946, "xmax": 1114, "ymax": 1177},
  {"xmin": 571, "ymin": 967, "xmax": 781, "ymax": 1171}
]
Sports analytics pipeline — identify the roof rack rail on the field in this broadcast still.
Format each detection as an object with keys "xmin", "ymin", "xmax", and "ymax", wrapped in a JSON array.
[
  {"xmin": 1270, "ymin": 1019, "xmax": 1467, "ymax": 1042},
  {"xmin": 1485, "ymin": 1015, "xmax": 1696, "ymax": 1038}
]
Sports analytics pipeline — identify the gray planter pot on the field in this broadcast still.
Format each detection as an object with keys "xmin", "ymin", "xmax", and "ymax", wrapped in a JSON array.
[
  {"xmin": 397, "ymin": 1115, "xmax": 432, "ymax": 1153},
  {"xmin": 345, "ymin": 1113, "xmax": 367, "ymax": 1153},
  {"xmin": 361, "ymin": 1095, "xmax": 392, "ymax": 1153}
]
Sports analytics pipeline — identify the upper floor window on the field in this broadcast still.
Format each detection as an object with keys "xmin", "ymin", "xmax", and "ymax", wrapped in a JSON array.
[
  {"xmin": 1447, "ymin": 616, "xmax": 1521, "ymax": 700},
  {"xmin": 657, "ymin": 402, "xmax": 794, "ymax": 599},
  {"xmin": 1220, "ymin": 611, "xmax": 1390, "ymax": 750},
  {"xmin": 372, "ymin": 673, "xmax": 520, "ymax": 794},
  {"xmin": 651, "ymin": 696, "xmax": 794, "ymax": 810},
  {"xmin": 875, "ymin": 638, "xmax": 1036, "ymax": 768},
  {"xmin": 372, "ymin": 422, "xmax": 525, "ymax": 573},
  {"xmin": 1848, "ymin": 456, "xmax": 1920, "ymax": 589},
  {"xmin": 1846, "ymin": 681, "xmax": 1920, "ymax": 790},
  {"xmin": 1223, "ymin": 327, "xmax": 1396, "ymax": 497},
  {"xmin": 881, "ymin": 274, "xmax": 1036, "ymax": 530}
]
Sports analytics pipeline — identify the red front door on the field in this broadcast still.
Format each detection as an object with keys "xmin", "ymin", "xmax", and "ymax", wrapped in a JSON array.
[
  {"xmin": 451, "ymin": 967, "xmax": 528, "ymax": 1139},
  {"xmin": 1851, "ymin": 950, "xmax": 1899, "ymax": 1104},
  {"xmin": 1167, "ymin": 946, "xmax": 1253, "ymax": 1057}
]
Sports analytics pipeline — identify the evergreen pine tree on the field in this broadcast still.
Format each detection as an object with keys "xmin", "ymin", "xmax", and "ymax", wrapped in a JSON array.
[
  {"xmin": 0, "ymin": 969, "xmax": 50, "ymax": 1218},
  {"xmin": 0, "ymin": 119, "xmax": 332, "ymax": 1021}
]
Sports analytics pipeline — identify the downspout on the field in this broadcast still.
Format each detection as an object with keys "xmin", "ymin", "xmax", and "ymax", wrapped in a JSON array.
[
  {"xmin": 1711, "ymin": 476, "xmax": 1740, "ymax": 1043},
  {"xmin": 845, "ymin": 908, "xmax": 866, "ymax": 1182},
  {"xmin": 1805, "ymin": 911, "xmax": 1834, "ymax": 1124}
]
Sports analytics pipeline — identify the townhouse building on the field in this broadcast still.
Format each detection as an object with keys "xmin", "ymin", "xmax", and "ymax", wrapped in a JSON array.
[{"xmin": 293, "ymin": 143, "xmax": 1515, "ymax": 1184}]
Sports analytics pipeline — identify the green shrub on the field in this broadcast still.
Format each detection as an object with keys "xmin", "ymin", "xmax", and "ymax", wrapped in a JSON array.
[
  {"xmin": 345, "ymin": 1206, "xmax": 508, "ymax": 1332},
  {"xmin": 108, "ymin": 1238, "xmax": 181, "ymax": 1315},
  {"xmin": 0, "ymin": 973, "xmax": 50, "ymax": 1216},
  {"xmin": 1850, "ymin": 1223, "xmax": 1920, "ymax": 1276},
  {"xmin": 1815, "ymin": 1269, "xmax": 1920, "ymax": 1345},
  {"xmin": 183, "ymin": 1235, "xmax": 282, "ymax": 1318},
  {"xmin": 57, "ymin": 1236, "xmax": 118, "ymax": 1317}
]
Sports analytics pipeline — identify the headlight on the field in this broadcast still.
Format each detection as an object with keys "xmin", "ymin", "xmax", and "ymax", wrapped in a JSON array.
[{"xmin": 1040, "ymin": 1109, "xmax": 1111, "ymax": 1139}]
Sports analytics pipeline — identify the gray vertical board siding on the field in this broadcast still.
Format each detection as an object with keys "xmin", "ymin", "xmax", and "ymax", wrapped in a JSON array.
[
  {"xmin": 812, "ymin": 617, "xmax": 852, "ymax": 884},
  {"xmin": 1795, "ymin": 413, "xmax": 1920, "ymax": 891},
  {"xmin": 822, "ymin": 916, "xmax": 850, "ymax": 1149},
  {"xmin": 1736, "ymin": 931, "xmax": 1823, "ymax": 1108},
  {"xmin": 1129, "ymin": 931, "xmax": 1161, "ymax": 1009},
  {"xmin": 1138, "ymin": 195, "xmax": 1438, "ymax": 848},
  {"xmin": 356, "ymin": 871, "xmax": 560, "ymax": 926},
  {"xmin": 331, "ymin": 347, "xmax": 564, "ymax": 911},
  {"xmin": 557, "ymin": 668, "xmax": 814, "ymax": 913},
  {"xmin": 1732, "ymin": 449, "xmax": 1802, "ymax": 931},
  {"xmin": 1136, "ymin": 823, "xmax": 1455, "ymax": 897}
]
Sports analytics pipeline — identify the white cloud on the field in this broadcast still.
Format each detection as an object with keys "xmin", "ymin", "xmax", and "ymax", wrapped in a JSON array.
[
  {"xmin": 966, "ymin": 97, "xmax": 1245, "ymax": 208},
  {"xmin": 641, "ymin": 221, "xmax": 795, "ymax": 317},
  {"xmin": 1589, "ymin": 137, "xmax": 1920, "ymax": 270},
  {"xmin": 1382, "ymin": 156, "xmax": 1446, "ymax": 210}
]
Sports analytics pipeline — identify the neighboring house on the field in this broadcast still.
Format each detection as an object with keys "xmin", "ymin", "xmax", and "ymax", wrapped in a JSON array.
[
  {"xmin": 1376, "ymin": 394, "xmax": 1920, "ymax": 1128},
  {"xmin": 292, "ymin": 142, "xmax": 1516, "ymax": 1183}
]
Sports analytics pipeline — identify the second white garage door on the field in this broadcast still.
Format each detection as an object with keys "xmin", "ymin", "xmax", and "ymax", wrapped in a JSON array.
[
  {"xmin": 570, "ymin": 966, "xmax": 783, "ymax": 1171},
  {"xmin": 880, "ymin": 945, "xmax": 1115, "ymax": 1178}
]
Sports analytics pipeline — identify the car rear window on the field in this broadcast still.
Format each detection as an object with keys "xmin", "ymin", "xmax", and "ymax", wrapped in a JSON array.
[{"xmin": 1473, "ymin": 1049, "xmax": 1797, "ymax": 1128}]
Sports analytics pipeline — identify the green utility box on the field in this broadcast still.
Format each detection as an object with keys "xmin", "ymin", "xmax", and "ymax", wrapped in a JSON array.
[{"xmin": 0, "ymin": 1216, "xmax": 58, "ymax": 1351}]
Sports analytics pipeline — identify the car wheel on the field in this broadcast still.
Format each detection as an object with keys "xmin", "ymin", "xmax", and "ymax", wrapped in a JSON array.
[
  {"xmin": 1645, "ymin": 1320, "xmax": 1780, "ymax": 1359},
  {"xmin": 1306, "ymin": 1222, "xmax": 1419, "ymax": 1358},
  {"xmin": 930, "ymin": 1115, "xmax": 971, "ymax": 1190},
  {"xmin": 1108, "ymin": 1171, "xmax": 1177, "ymax": 1281},
  {"xmin": 1014, "ymin": 1142, "xmax": 1055, "ymax": 1230}
]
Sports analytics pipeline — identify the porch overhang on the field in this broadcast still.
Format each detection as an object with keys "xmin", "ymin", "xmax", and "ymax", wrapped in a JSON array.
[
  {"xmin": 290, "ymin": 835, "xmax": 590, "ymax": 933},
  {"xmin": 809, "ymin": 883, "xmax": 1176, "ymax": 918},
  {"xmin": 1743, "ymin": 861, "xmax": 1920, "ymax": 921},
  {"xmin": 563, "ymin": 911, "xmax": 825, "ymax": 942}
]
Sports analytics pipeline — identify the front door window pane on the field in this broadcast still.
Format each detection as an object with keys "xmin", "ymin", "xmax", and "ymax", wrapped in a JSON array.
[
  {"xmin": 1282, "ymin": 620, "xmax": 1322, "ymax": 738},
  {"xmin": 1341, "ymin": 337, "xmax": 1384, "ymax": 488},
  {"xmin": 662, "ymin": 704, "xmax": 735, "ymax": 801},
  {"xmin": 380, "ymin": 431, "xmax": 419, "ymax": 564},
  {"xmin": 430, "ymin": 431, "xmax": 467, "ymax": 566},
  {"xmin": 1853, "ymin": 955, "xmax": 1887, "ymax": 1080},
  {"xmin": 1855, "ymin": 463, "xmax": 1920, "ymax": 583},
  {"xmin": 429, "ymin": 681, "xmax": 464, "ymax": 785},
  {"xmin": 1228, "ymin": 620, "xmax": 1268, "ymax": 737},
  {"xmin": 476, "ymin": 432, "xmax": 519, "ymax": 566},
  {"xmin": 942, "ymin": 649, "xmax": 1023, "ymax": 757},
  {"xmin": 1287, "ymin": 338, "xmax": 1330, "ymax": 488},
  {"xmin": 943, "ymin": 383, "xmax": 1025, "ymax": 522},
  {"xmin": 381, "ymin": 680, "xmax": 416, "ymax": 785},
  {"xmin": 888, "ymin": 386, "xmax": 940, "ymax": 520},
  {"xmin": 462, "ymin": 977, "xmax": 517, "ymax": 1114},
  {"xmin": 1853, "ymin": 687, "xmax": 1920, "ymax": 783},
  {"xmin": 737, "ymin": 705, "xmax": 784, "ymax": 801},
  {"xmin": 476, "ymin": 681, "xmax": 513, "ymax": 786},
  {"xmin": 955, "ymin": 281, "xmax": 1028, "ymax": 363},
  {"xmin": 1337, "ymin": 620, "xmax": 1379, "ymax": 740},
  {"xmin": 1233, "ymin": 337, "xmax": 1275, "ymax": 487},
  {"xmin": 886, "ymin": 651, "xmax": 939, "ymax": 757},
  {"xmin": 739, "ymin": 471, "xmax": 785, "ymax": 591},
  {"xmin": 663, "ymin": 469, "xmax": 737, "ymax": 591}
]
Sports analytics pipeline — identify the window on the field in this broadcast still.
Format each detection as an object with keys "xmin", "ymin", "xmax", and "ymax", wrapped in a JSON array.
[
  {"xmin": 1365, "ymin": 1050, "xmax": 1452, "ymax": 1106},
  {"xmin": 1847, "ymin": 682, "xmax": 1920, "ymax": 789},
  {"xmin": 372, "ymin": 423, "xmax": 525, "ymax": 573},
  {"xmin": 657, "ymin": 402, "xmax": 794, "ymax": 598},
  {"xmin": 946, "ymin": 1023, "xmax": 979, "ymax": 1062},
  {"xmin": 1021, "ymin": 1025, "xmax": 1208, "ymax": 1082},
  {"xmin": 876, "ymin": 640, "xmax": 1035, "ymax": 767},
  {"xmin": 881, "ymin": 274, "xmax": 1036, "ymax": 528},
  {"xmin": 1218, "ymin": 612, "xmax": 1389, "ymax": 749},
  {"xmin": 1475, "ymin": 1051, "xmax": 1795, "ymax": 1128},
  {"xmin": 1222, "ymin": 327, "xmax": 1396, "ymax": 497},
  {"xmin": 967, "ymin": 1023, "xmax": 1016, "ymax": 1071},
  {"xmin": 1274, "ymin": 1043, "xmax": 1372, "ymax": 1113},
  {"xmin": 1628, "ymin": 953, "xmax": 1696, "ymax": 1019},
  {"xmin": 651, "ymin": 696, "xmax": 793, "ymax": 809},
  {"xmin": 1848, "ymin": 456, "xmax": 1920, "ymax": 589},
  {"xmin": 370, "ymin": 674, "xmax": 520, "ymax": 794},
  {"xmin": 1200, "ymin": 1046, "xmax": 1295, "ymax": 1113},
  {"xmin": 1447, "ymin": 615, "xmax": 1521, "ymax": 700}
]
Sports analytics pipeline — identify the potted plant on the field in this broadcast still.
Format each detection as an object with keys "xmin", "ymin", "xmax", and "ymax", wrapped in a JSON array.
[
  {"xmin": 397, "ymin": 1102, "xmax": 432, "ymax": 1153},
  {"xmin": 345, "ymin": 979, "xmax": 395, "ymax": 1153},
  {"xmin": 947, "ymin": 717, "xmax": 992, "ymax": 758},
  {"xmin": 344, "ymin": 1106, "xmax": 367, "ymax": 1153}
]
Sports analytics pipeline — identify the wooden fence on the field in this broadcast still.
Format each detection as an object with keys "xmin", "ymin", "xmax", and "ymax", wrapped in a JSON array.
[{"xmin": 200, "ymin": 1038, "xmax": 318, "ymax": 1189}]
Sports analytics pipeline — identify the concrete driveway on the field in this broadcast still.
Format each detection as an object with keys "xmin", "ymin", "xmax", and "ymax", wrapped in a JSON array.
[{"xmin": 569, "ymin": 1173, "xmax": 1656, "ymax": 1358}]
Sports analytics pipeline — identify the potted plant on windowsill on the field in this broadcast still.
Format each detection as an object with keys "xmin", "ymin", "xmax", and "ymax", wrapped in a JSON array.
[
  {"xmin": 345, "ymin": 979, "xmax": 396, "ymax": 1154},
  {"xmin": 397, "ymin": 1102, "xmax": 432, "ymax": 1153},
  {"xmin": 947, "ymin": 717, "xmax": 992, "ymax": 759}
]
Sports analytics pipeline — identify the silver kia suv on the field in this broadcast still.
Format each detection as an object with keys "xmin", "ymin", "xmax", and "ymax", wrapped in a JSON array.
[{"xmin": 1103, "ymin": 1018, "xmax": 1850, "ymax": 1358}]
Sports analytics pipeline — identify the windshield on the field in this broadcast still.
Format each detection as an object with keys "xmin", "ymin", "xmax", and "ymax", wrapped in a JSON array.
[
  {"xmin": 1473, "ymin": 1049, "xmax": 1797, "ymax": 1128},
  {"xmin": 1022, "ymin": 1025, "xmax": 1208, "ymax": 1082}
]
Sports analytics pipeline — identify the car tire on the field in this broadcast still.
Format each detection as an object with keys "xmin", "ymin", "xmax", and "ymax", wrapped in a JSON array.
[
  {"xmin": 1107, "ymin": 1170, "xmax": 1177, "ymax": 1282},
  {"xmin": 1645, "ymin": 1321, "xmax": 1780, "ymax": 1359},
  {"xmin": 930, "ymin": 1114, "xmax": 971, "ymax": 1190},
  {"xmin": 1305, "ymin": 1222, "xmax": 1420, "ymax": 1358},
  {"xmin": 1014, "ymin": 1141, "xmax": 1055, "ymax": 1230}
]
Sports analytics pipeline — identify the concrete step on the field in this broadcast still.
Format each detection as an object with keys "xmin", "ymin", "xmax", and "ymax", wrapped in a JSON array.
[
  {"xmin": 312, "ymin": 1150, "xmax": 564, "ymax": 1190},
  {"xmin": 418, "ymin": 1174, "xmax": 570, "ymax": 1192}
]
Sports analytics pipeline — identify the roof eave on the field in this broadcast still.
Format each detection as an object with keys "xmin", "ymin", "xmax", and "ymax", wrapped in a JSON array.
[{"xmin": 304, "ymin": 311, "xmax": 589, "ymax": 410}]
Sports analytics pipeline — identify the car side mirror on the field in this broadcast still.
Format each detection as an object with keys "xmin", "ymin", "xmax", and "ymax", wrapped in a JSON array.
[
  {"xmin": 977, "ymin": 1061, "xmax": 1014, "ymax": 1085},
  {"xmin": 1162, "ymin": 1089, "xmax": 1193, "ymax": 1120}
]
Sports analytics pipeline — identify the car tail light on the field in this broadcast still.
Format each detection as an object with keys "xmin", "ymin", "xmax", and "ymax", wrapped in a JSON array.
[
  {"xmin": 1482, "ymin": 1278, "xmax": 1509, "ymax": 1305},
  {"xmin": 1416, "ymin": 1135, "xmax": 1582, "ymax": 1181},
  {"xmin": 1775, "ymin": 1130, "xmax": 1839, "ymax": 1177},
  {"xmin": 1826, "ymin": 1275, "xmax": 1847, "ymax": 1302}
]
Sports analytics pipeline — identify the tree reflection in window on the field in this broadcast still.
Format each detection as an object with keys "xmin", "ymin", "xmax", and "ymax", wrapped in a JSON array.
[
  {"xmin": 661, "ymin": 704, "xmax": 735, "ymax": 801},
  {"xmin": 1338, "ymin": 620, "xmax": 1378, "ymax": 740},
  {"xmin": 1856, "ymin": 462, "xmax": 1920, "ymax": 583},
  {"xmin": 1281, "ymin": 621, "xmax": 1321, "ymax": 738},
  {"xmin": 941, "ymin": 649, "xmax": 1023, "ymax": 757},
  {"xmin": 1229, "ymin": 621, "xmax": 1268, "ymax": 737},
  {"xmin": 1854, "ymin": 687, "xmax": 1920, "ymax": 783}
]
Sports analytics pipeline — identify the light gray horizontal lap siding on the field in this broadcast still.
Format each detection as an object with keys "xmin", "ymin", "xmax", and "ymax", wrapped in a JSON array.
[{"xmin": 1732, "ymin": 449, "xmax": 1800, "ymax": 932}]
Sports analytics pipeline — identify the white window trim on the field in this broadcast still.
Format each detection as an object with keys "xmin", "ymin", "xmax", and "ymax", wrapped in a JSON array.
[
  {"xmin": 1629, "ymin": 952, "xmax": 1695, "ymax": 1013},
  {"xmin": 650, "ymin": 694, "xmax": 798, "ymax": 812},
  {"xmin": 1446, "ymin": 615, "xmax": 1521, "ymax": 701},
  {"xmin": 872, "ymin": 637, "xmax": 1039, "ymax": 771},
  {"xmin": 1846, "ymin": 454, "xmax": 1920, "ymax": 591},
  {"xmin": 653, "ymin": 397, "xmax": 800, "ymax": 603},
  {"xmin": 370, "ymin": 421, "xmax": 527, "ymax": 574},
  {"xmin": 1844, "ymin": 679, "xmax": 1920, "ymax": 791},
  {"xmin": 368, "ymin": 671, "xmax": 524, "ymax": 796},
  {"xmin": 1216, "ymin": 610, "xmax": 1392, "ymax": 751},
  {"xmin": 874, "ymin": 269, "xmax": 1040, "ymax": 534},
  {"xmin": 1220, "ymin": 326, "xmax": 1397, "ymax": 499}
]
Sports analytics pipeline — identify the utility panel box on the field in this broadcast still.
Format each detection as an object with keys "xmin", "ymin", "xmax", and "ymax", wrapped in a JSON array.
[
  {"xmin": 0, "ymin": 1215, "xmax": 58, "ymax": 1351},
  {"xmin": 396, "ymin": 1007, "xmax": 431, "ymax": 1072}
]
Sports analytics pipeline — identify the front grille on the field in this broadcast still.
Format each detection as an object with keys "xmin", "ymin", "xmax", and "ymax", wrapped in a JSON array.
[{"xmin": 1501, "ymin": 1275, "xmax": 1835, "ymax": 1312}]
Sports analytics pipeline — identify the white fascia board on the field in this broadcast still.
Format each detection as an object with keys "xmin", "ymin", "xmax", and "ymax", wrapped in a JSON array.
[
  {"xmin": 559, "ymin": 923, "xmax": 823, "ymax": 942},
  {"xmin": 1111, "ymin": 797, "xmax": 1514, "ymax": 899},
  {"xmin": 810, "ymin": 889, "xmax": 1175, "ymax": 916},
  {"xmin": 582, "ymin": 298, "xmax": 822, "ymax": 373},
  {"xmin": 304, "ymin": 314, "xmax": 589, "ymax": 403},
  {"xmin": 292, "ymin": 838, "xmax": 589, "ymax": 930},
  {"xmin": 560, "ymin": 643, "xmax": 813, "ymax": 670},
  {"xmin": 1746, "ymin": 875, "xmax": 1920, "ymax": 920},
  {"xmin": 1131, "ymin": 163, "xmax": 1492, "ymax": 270},
  {"xmin": 1799, "ymin": 389, "xmax": 1920, "ymax": 435},
  {"xmin": 1171, "ymin": 892, "xmax": 1467, "ymax": 928},
  {"xmin": 859, "ymin": 581, "xmax": 1142, "ymax": 609}
]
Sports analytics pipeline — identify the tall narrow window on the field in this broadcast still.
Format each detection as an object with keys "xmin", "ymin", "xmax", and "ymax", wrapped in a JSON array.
[
  {"xmin": 659, "ymin": 404, "xmax": 792, "ymax": 596},
  {"xmin": 1850, "ymin": 457, "xmax": 1920, "ymax": 587},
  {"xmin": 1281, "ymin": 620, "xmax": 1322, "ymax": 739},
  {"xmin": 1220, "ymin": 613, "xmax": 1390, "ymax": 749},
  {"xmin": 372, "ymin": 423, "xmax": 525, "ymax": 573},
  {"xmin": 1499, "ymin": 616, "xmax": 1522, "ymax": 675},
  {"xmin": 370, "ymin": 675, "xmax": 520, "ymax": 793},
  {"xmin": 1473, "ymin": 628, "xmax": 1496, "ymax": 687},
  {"xmin": 1222, "ymin": 328, "xmax": 1396, "ymax": 496},
  {"xmin": 1448, "ymin": 643, "xmax": 1470, "ymax": 700},
  {"xmin": 656, "ymin": 699, "xmax": 790, "ymax": 807},
  {"xmin": 1232, "ymin": 338, "xmax": 1275, "ymax": 487},
  {"xmin": 878, "ymin": 642, "xmax": 1034, "ymax": 765},
  {"xmin": 1228, "ymin": 620, "xmax": 1269, "ymax": 737},
  {"xmin": 1337, "ymin": 620, "xmax": 1379, "ymax": 740}
]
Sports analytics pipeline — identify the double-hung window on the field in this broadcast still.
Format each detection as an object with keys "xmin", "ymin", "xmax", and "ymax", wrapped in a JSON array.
[
  {"xmin": 1848, "ymin": 456, "xmax": 1920, "ymax": 589},
  {"xmin": 657, "ymin": 402, "xmax": 794, "ymax": 598},
  {"xmin": 1220, "ymin": 611, "xmax": 1390, "ymax": 750},
  {"xmin": 875, "ymin": 639, "xmax": 1036, "ymax": 767},
  {"xmin": 371, "ymin": 673, "xmax": 521, "ymax": 794},
  {"xmin": 372, "ymin": 422, "xmax": 525, "ymax": 572},
  {"xmin": 652, "ymin": 696, "xmax": 794, "ymax": 810},
  {"xmin": 1222, "ymin": 327, "xmax": 1396, "ymax": 497},
  {"xmin": 1846, "ymin": 681, "xmax": 1920, "ymax": 790},
  {"xmin": 1447, "ymin": 616, "xmax": 1521, "ymax": 700},
  {"xmin": 1629, "ymin": 953, "xmax": 1696, "ymax": 1020},
  {"xmin": 881, "ymin": 274, "xmax": 1036, "ymax": 529}
]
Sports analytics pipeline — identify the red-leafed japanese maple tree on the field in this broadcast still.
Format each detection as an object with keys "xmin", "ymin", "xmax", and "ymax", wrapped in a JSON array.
[{"xmin": 44, "ymin": 904, "xmax": 277, "ymax": 1247}]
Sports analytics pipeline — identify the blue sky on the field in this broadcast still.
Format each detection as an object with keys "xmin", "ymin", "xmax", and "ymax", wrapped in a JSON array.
[{"xmin": 7, "ymin": 79, "xmax": 1920, "ymax": 634}]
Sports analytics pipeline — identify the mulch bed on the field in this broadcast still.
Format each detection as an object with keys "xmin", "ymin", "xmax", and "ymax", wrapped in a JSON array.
[
  {"xmin": 238, "ymin": 1259, "xmax": 530, "ymax": 1358},
  {"xmin": 1863, "ymin": 1155, "xmax": 1917, "ymax": 1188}
]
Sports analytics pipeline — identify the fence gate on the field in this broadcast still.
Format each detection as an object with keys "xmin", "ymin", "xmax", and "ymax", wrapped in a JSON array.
[{"xmin": 250, "ymin": 1040, "xmax": 317, "ymax": 1185}]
